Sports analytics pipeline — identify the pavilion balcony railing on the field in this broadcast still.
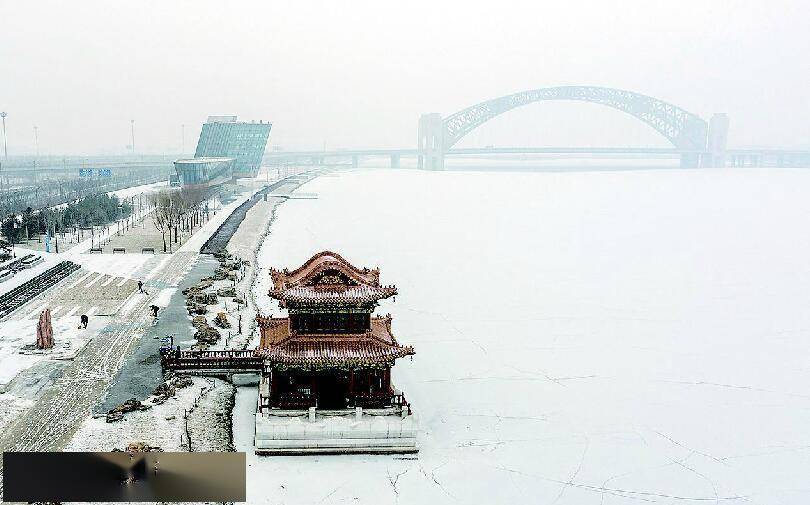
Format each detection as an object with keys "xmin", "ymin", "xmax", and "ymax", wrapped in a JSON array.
[
  {"xmin": 350, "ymin": 392, "xmax": 409, "ymax": 409},
  {"xmin": 272, "ymin": 392, "xmax": 316, "ymax": 410},
  {"xmin": 263, "ymin": 391, "xmax": 411, "ymax": 412}
]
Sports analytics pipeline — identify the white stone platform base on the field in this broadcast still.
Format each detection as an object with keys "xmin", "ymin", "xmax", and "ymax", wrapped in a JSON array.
[{"xmin": 255, "ymin": 406, "xmax": 418, "ymax": 455}]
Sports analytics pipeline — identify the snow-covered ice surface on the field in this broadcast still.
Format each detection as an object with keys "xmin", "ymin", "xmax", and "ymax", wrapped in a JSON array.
[{"xmin": 244, "ymin": 167, "xmax": 810, "ymax": 504}]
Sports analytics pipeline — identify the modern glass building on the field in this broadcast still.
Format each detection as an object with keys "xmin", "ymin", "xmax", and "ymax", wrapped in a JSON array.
[
  {"xmin": 173, "ymin": 157, "xmax": 234, "ymax": 188},
  {"xmin": 194, "ymin": 116, "xmax": 272, "ymax": 178}
]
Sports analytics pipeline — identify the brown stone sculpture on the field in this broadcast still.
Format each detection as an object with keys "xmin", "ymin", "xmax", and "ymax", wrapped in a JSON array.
[{"xmin": 36, "ymin": 308, "xmax": 54, "ymax": 349}]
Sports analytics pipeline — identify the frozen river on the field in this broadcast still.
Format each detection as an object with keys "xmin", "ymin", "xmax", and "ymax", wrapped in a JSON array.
[{"xmin": 237, "ymin": 166, "xmax": 810, "ymax": 504}]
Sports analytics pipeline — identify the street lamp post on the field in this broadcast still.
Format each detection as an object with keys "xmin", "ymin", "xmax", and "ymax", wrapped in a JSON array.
[
  {"xmin": 130, "ymin": 119, "xmax": 136, "ymax": 157},
  {"xmin": 11, "ymin": 219, "xmax": 18, "ymax": 258},
  {"xmin": 0, "ymin": 112, "xmax": 8, "ymax": 160},
  {"xmin": 33, "ymin": 126, "xmax": 39, "ymax": 167}
]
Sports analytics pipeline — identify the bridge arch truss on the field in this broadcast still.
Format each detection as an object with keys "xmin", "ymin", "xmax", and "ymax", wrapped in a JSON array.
[{"xmin": 439, "ymin": 86, "xmax": 709, "ymax": 153}]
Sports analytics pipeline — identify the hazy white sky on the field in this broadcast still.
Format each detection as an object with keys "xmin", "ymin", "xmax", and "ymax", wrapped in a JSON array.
[{"xmin": 1, "ymin": 0, "xmax": 808, "ymax": 155}]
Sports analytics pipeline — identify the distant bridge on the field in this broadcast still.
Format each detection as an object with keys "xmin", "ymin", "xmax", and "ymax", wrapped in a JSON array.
[
  {"xmin": 265, "ymin": 146, "xmax": 810, "ymax": 169},
  {"xmin": 264, "ymin": 85, "xmax": 810, "ymax": 170}
]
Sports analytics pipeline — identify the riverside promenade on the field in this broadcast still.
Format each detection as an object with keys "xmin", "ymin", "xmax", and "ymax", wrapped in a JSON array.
[{"xmin": 0, "ymin": 169, "xmax": 324, "ymax": 482}]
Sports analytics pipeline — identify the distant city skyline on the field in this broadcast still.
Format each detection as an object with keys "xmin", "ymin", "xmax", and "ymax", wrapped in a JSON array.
[{"xmin": 1, "ymin": 0, "xmax": 808, "ymax": 155}]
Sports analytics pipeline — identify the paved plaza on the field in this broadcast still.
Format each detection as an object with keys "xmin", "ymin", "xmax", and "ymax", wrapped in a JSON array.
[{"xmin": 0, "ymin": 172, "xmax": 318, "ymax": 485}]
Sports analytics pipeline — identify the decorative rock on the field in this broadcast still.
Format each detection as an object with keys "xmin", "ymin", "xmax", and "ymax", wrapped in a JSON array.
[
  {"xmin": 213, "ymin": 312, "xmax": 231, "ymax": 329},
  {"xmin": 172, "ymin": 375, "xmax": 193, "ymax": 389},
  {"xmin": 119, "ymin": 442, "xmax": 164, "ymax": 453},
  {"xmin": 106, "ymin": 398, "xmax": 146, "ymax": 422},
  {"xmin": 152, "ymin": 382, "xmax": 176, "ymax": 400},
  {"xmin": 217, "ymin": 287, "xmax": 236, "ymax": 298},
  {"xmin": 194, "ymin": 325, "xmax": 220, "ymax": 344},
  {"xmin": 36, "ymin": 309, "xmax": 54, "ymax": 349}
]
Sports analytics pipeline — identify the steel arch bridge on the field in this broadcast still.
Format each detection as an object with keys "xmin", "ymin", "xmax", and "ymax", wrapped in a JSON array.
[{"xmin": 418, "ymin": 86, "xmax": 710, "ymax": 169}]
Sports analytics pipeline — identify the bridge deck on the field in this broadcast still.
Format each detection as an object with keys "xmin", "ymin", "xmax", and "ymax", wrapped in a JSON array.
[{"xmin": 160, "ymin": 349, "xmax": 263, "ymax": 373}]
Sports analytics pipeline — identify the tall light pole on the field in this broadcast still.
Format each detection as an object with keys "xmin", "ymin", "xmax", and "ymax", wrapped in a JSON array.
[
  {"xmin": 181, "ymin": 124, "xmax": 185, "ymax": 155},
  {"xmin": 33, "ymin": 126, "xmax": 39, "ymax": 166},
  {"xmin": 130, "ymin": 119, "xmax": 135, "ymax": 157},
  {"xmin": 0, "ymin": 112, "xmax": 8, "ymax": 160}
]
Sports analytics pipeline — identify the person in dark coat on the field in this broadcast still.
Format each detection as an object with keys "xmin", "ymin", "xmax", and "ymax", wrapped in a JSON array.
[{"xmin": 79, "ymin": 314, "xmax": 88, "ymax": 329}]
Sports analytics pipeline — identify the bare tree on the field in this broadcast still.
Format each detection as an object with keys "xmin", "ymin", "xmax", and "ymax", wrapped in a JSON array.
[
  {"xmin": 151, "ymin": 191, "xmax": 171, "ymax": 253},
  {"xmin": 168, "ymin": 191, "xmax": 186, "ymax": 247},
  {"xmin": 180, "ymin": 186, "xmax": 209, "ymax": 233},
  {"xmin": 150, "ymin": 188, "xmax": 212, "ymax": 253}
]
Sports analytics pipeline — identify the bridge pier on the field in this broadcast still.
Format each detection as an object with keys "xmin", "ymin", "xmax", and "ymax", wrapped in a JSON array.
[
  {"xmin": 680, "ymin": 153, "xmax": 701, "ymax": 168},
  {"xmin": 390, "ymin": 153, "xmax": 400, "ymax": 168},
  {"xmin": 704, "ymin": 113, "xmax": 729, "ymax": 167},
  {"xmin": 351, "ymin": 154, "xmax": 359, "ymax": 168},
  {"xmin": 417, "ymin": 113, "xmax": 445, "ymax": 170}
]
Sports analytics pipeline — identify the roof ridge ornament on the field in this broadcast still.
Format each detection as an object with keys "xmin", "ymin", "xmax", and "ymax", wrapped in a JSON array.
[{"xmin": 269, "ymin": 251, "xmax": 395, "ymax": 308}]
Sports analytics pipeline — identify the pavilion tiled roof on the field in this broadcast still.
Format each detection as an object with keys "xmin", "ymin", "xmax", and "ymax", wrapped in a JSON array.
[
  {"xmin": 268, "ymin": 251, "xmax": 396, "ymax": 308},
  {"xmin": 255, "ymin": 315, "xmax": 415, "ymax": 368},
  {"xmin": 271, "ymin": 285, "xmax": 397, "ymax": 307}
]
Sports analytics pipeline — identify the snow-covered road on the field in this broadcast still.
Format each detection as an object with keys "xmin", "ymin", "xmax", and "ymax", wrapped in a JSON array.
[{"xmin": 244, "ymin": 167, "xmax": 810, "ymax": 504}]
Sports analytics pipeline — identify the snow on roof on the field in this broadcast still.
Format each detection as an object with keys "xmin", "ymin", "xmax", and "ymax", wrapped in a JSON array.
[{"xmin": 256, "ymin": 315, "xmax": 413, "ymax": 368}]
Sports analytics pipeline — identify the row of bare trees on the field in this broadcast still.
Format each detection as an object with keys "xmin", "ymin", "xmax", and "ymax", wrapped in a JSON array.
[{"xmin": 150, "ymin": 187, "xmax": 213, "ymax": 252}]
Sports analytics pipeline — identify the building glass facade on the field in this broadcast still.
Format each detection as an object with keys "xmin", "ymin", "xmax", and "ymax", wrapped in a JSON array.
[
  {"xmin": 195, "ymin": 116, "xmax": 272, "ymax": 178},
  {"xmin": 173, "ymin": 157, "xmax": 234, "ymax": 188}
]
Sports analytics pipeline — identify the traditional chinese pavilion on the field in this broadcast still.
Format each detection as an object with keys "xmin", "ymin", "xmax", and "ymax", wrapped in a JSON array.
[{"xmin": 253, "ymin": 251, "xmax": 417, "ymax": 454}]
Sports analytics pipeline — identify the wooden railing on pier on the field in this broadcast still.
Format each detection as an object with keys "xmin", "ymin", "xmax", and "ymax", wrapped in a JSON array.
[
  {"xmin": 160, "ymin": 348, "xmax": 263, "ymax": 373},
  {"xmin": 258, "ymin": 390, "xmax": 411, "ymax": 412}
]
